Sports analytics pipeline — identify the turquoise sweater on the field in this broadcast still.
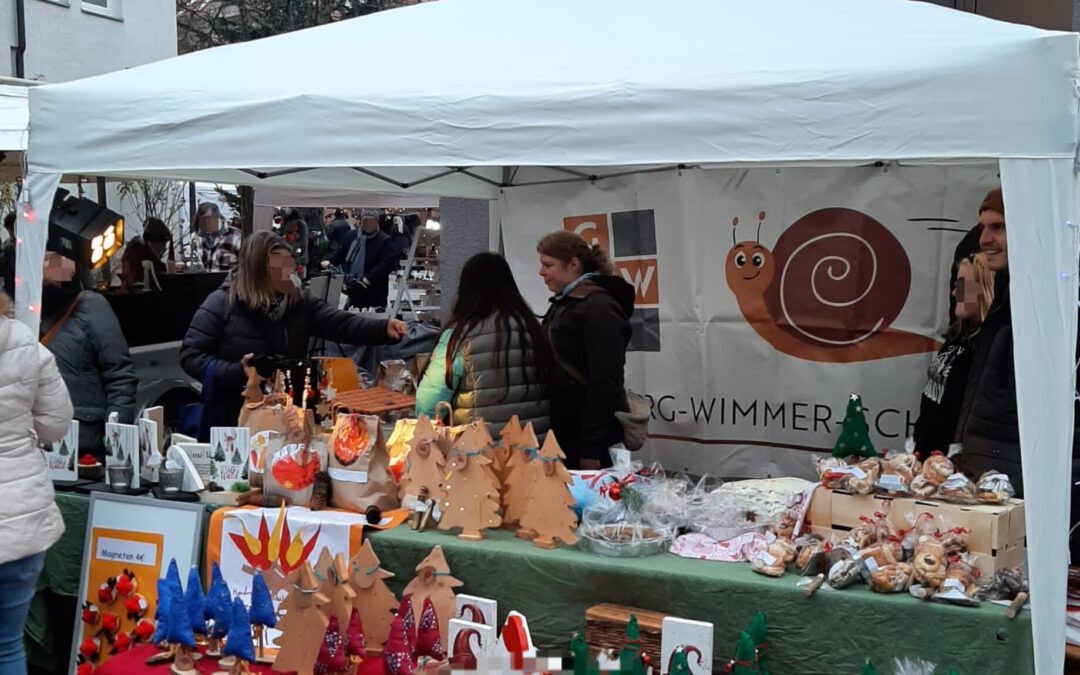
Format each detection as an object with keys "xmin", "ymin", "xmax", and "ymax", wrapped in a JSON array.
[{"xmin": 415, "ymin": 330, "xmax": 463, "ymax": 424}]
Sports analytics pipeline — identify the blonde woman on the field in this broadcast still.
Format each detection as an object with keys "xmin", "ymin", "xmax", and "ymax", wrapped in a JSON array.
[
  {"xmin": 911, "ymin": 253, "xmax": 995, "ymax": 454},
  {"xmin": 180, "ymin": 231, "xmax": 406, "ymax": 439}
]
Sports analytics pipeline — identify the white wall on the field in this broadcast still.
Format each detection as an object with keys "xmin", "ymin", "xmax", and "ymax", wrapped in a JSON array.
[{"xmin": 3, "ymin": 0, "xmax": 176, "ymax": 82}]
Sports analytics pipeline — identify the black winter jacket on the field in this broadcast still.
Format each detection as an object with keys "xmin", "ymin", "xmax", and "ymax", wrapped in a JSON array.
[
  {"xmin": 544, "ymin": 275, "xmax": 635, "ymax": 469},
  {"xmin": 329, "ymin": 228, "xmax": 400, "ymax": 310},
  {"xmin": 40, "ymin": 286, "xmax": 137, "ymax": 427},
  {"xmin": 180, "ymin": 279, "xmax": 391, "ymax": 433}
]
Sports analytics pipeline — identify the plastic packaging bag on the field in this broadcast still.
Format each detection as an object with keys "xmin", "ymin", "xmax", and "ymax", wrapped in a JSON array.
[
  {"xmin": 920, "ymin": 451, "xmax": 955, "ymax": 487},
  {"xmin": 868, "ymin": 562, "xmax": 914, "ymax": 593},
  {"xmin": 937, "ymin": 473, "xmax": 979, "ymax": 504},
  {"xmin": 846, "ymin": 458, "xmax": 880, "ymax": 495},
  {"xmin": 816, "ymin": 456, "xmax": 853, "ymax": 490},
  {"xmin": 875, "ymin": 451, "xmax": 919, "ymax": 497},
  {"xmin": 976, "ymin": 471, "xmax": 1015, "ymax": 503}
]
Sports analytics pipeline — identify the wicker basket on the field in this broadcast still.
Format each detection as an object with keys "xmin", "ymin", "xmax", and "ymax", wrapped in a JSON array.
[{"xmin": 584, "ymin": 603, "xmax": 664, "ymax": 664}]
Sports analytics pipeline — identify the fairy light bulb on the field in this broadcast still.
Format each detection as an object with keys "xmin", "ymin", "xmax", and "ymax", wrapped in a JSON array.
[{"xmin": 21, "ymin": 204, "xmax": 35, "ymax": 223}]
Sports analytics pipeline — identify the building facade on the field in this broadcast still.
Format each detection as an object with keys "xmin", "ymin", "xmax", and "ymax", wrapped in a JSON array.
[{"xmin": 1, "ymin": 0, "xmax": 177, "ymax": 82}]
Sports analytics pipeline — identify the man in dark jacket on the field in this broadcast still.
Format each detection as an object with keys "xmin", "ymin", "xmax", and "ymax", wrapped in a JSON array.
[
  {"xmin": 326, "ymin": 209, "xmax": 353, "ymax": 259},
  {"xmin": 327, "ymin": 210, "xmax": 400, "ymax": 310}
]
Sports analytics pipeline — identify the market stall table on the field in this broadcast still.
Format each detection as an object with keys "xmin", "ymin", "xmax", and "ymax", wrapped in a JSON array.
[
  {"xmin": 367, "ymin": 527, "xmax": 1033, "ymax": 674},
  {"xmin": 94, "ymin": 644, "xmax": 385, "ymax": 675}
]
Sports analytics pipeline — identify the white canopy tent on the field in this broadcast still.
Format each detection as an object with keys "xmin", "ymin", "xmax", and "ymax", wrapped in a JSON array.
[{"xmin": 18, "ymin": 0, "xmax": 1080, "ymax": 670}]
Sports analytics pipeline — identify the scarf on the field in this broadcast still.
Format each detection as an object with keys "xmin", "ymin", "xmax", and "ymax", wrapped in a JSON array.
[
  {"xmin": 264, "ymin": 293, "xmax": 288, "ymax": 322},
  {"xmin": 345, "ymin": 230, "xmax": 376, "ymax": 280},
  {"xmin": 552, "ymin": 272, "xmax": 600, "ymax": 302}
]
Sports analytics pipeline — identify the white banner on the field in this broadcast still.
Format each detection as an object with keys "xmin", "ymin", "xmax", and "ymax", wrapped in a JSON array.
[{"xmin": 500, "ymin": 166, "xmax": 1000, "ymax": 478}]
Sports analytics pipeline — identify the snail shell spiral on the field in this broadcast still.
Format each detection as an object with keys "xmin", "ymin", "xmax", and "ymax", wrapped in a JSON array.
[{"xmin": 764, "ymin": 208, "xmax": 911, "ymax": 347}]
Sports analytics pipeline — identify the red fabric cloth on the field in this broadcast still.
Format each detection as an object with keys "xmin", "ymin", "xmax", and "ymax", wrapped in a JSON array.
[{"xmin": 95, "ymin": 644, "xmax": 384, "ymax": 675}]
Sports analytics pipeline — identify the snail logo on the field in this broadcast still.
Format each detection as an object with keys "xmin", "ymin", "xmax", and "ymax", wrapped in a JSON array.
[
  {"xmin": 725, "ymin": 208, "xmax": 940, "ymax": 363},
  {"xmin": 563, "ymin": 209, "xmax": 660, "ymax": 352}
]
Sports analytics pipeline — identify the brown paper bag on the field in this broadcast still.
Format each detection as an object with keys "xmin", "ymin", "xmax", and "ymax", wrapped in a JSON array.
[
  {"xmin": 262, "ymin": 433, "xmax": 328, "ymax": 507},
  {"xmin": 328, "ymin": 413, "xmax": 399, "ymax": 513},
  {"xmin": 240, "ymin": 392, "xmax": 314, "ymax": 489}
]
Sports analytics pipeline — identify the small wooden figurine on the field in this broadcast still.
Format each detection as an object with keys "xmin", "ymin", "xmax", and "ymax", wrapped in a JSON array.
[
  {"xmin": 402, "ymin": 546, "xmax": 462, "ymax": 655},
  {"xmin": 502, "ymin": 422, "xmax": 540, "ymax": 537},
  {"xmin": 438, "ymin": 424, "xmax": 501, "ymax": 541},
  {"xmin": 399, "ymin": 415, "xmax": 445, "ymax": 502},
  {"xmin": 273, "ymin": 563, "xmax": 331, "ymax": 675},
  {"xmin": 518, "ymin": 431, "xmax": 578, "ymax": 549},
  {"xmin": 348, "ymin": 540, "xmax": 399, "ymax": 654}
]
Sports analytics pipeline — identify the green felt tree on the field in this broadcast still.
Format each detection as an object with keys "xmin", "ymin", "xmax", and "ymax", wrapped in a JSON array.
[
  {"xmin": 570, "ymin": 632, "xmax": 597, "ymax": 675},
  {"xmin": 618, "ymin": 615, "xmax": 646, "ymax": 675},
  {"xmin": 748, "ymin": 611, "xmax": 770, "ymax": 675},
  {"xmin": 669, "ymin": 647, "xmax": 692, "ymax": 675},
  {"xmin": 861, "ymin": 659, "xmax": 879, "ymax": 675},
  {"xmin": 729, "ymin": 632, "xmax": 757, "ymax": 675},
  {"xmin": 832, "ymin": 394, "xmax": 876, "ymax": 459}
]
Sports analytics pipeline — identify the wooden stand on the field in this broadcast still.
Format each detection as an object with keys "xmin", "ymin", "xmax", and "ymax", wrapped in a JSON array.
[{"xmin": 170, "ymin": 645, "xmax": 197, "ymax": 675}]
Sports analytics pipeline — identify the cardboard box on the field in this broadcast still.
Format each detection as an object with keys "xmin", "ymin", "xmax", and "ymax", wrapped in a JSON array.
[
  {"xmin": 908, "ymin": 498, "xmax": 1025, "ymax": 555},
  {"xmin": 828, "ymin": 490, "xmax": 910, "ymax": 532}
]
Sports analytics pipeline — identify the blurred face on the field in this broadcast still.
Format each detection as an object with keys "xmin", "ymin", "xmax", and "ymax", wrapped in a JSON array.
[
  {"xmin": 361, "ymin": 217, "xmax": 379, "ymax": 234},
  {"xmin": 953, "ymin": 261, "xmax": 982, "ymax": 322},
  {"xmin": 43, "ymin": 251, "xmax": 76, "ymax": 283},
  {"xmin": 978, "ymin": 209, "xmax": 1007, "ymax": 271},
  {"xmin": 268, "ymin": 248, "xmax": 295, "ymax": 293},
  {"xmin": 538, "ymin": 254, "xmax": 581, "ymax": 294},
  {"xmin": 199, "ymin": 212, "xmax": 221, "ymax": 235}
]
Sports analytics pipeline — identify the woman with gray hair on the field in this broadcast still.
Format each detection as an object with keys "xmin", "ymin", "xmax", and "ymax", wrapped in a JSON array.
[
  {"xmin": 192, "ymin": 201, "xmax": 242, "ymax": 273},
  {"xmin": 325, "ymin": 209, "xmax": 400, "ymax": 310}
]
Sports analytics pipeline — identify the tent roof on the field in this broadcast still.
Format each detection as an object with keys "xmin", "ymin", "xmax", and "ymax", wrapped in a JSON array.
[{"xmin": 26, "ymin": 0, "xmax": 1080, "ymax": 195}]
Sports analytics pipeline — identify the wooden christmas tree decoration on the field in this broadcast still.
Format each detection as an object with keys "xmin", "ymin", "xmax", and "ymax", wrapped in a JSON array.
[
  {"xmin": 399, "ymin": 415, "xmax": 445, "ymax": 502},
  {"xmin": 503, "ymin": 422, "xmax": 540, "ymax": 537},
  {"xmin": 474, "ymin": 420, "xmax": 505, "ymax": 493},
  {"xmin": 491, "ymin": 416, "xmax": 519, "ymax": 491},
  {"xmin": 320, "ymin": 553, "xmax": 358, "ymax": 631},
  {"xmin": 274, "ymin": 563, "xmax": 330, "ymax": 675},
  {"xmin": 205, "ymin": 562, "xmax": 233, "ymax": 658},
  {"xmin": 518, "ymin": 432, "xmax": 578, "ymax": 549},
  {"xmin": 249, "ymin": 570, "xmax": 277, "ymax": 663},
  {"xmin": 348, "ymin": 540, "xmax": 398, "ymax": 655},
  {"xmin": 213, "ymin": 599, "xmax": 256, "ymax": 675},
  {"xmin": 402, "ymin": 546, "xmax": 462, "ymax": 655},
  {"xmin": 438, "ymin": 424, "xmax": 502, "ymax": 541}
]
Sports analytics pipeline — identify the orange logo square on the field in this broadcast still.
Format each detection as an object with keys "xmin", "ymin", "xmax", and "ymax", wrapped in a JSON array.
[
  {"xmin": 563, "ymin": 214, "xmax": 610, "ymax": 252},
  {"xmin": 615, "ymin": 259, "xmax": 659, "ymax": 305}
]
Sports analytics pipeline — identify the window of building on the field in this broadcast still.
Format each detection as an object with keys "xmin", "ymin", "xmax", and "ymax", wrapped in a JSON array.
[{"xmin": 81, "ymin": 0, "xmax": 122, "ymax": 20}]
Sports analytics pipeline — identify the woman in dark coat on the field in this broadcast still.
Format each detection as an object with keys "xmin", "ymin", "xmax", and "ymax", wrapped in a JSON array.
[
  {"xmin": 537, "ymin": 231, "xmax": 634, "ymax": 470},
  {"xmin": 181, "ymin": 231, "xmax": 406, "ymax": 438}
]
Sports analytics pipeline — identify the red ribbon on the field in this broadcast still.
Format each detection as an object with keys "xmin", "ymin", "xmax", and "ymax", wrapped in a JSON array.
[{"xmin": 725, "ymin": 660, "xmax": 759, "ymax": 672}]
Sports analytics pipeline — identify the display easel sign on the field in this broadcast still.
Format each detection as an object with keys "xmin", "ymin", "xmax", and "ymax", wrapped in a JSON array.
[
  {"xmin": 68, "ymin": 493, "xmax": 203, "ymax": 674},
  {"xmin": 138, "ymin": 416, "xmax": 161, "ymax": 484},
  {"xmin": 44, "ymin": 419, "xmax": 79, "ymax": 481},
  {"xmin": 104, "ymin": 421, "xmax": 140, "ymax": 489}
]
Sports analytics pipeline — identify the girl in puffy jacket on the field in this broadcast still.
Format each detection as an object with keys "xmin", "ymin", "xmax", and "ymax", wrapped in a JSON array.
[{"xmin": 0, "ymin": 292, "xmax": 73, "ymax": 674}]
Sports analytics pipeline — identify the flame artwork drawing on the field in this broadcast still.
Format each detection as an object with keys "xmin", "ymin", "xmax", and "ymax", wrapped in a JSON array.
[{"xmin": 227, "ymin": 504, "xmax": 322, "ymax": 574}]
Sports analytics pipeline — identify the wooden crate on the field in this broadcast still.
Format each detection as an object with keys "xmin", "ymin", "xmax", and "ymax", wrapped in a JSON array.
[{"xmin": 585, "ymin": 604, "xmax": 664, "ymax": 663}]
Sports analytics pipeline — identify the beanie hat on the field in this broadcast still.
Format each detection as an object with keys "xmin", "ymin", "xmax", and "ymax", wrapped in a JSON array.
[{"xmin": 979, "ymin": 188, "xmax": 1004, "ymax": 215}]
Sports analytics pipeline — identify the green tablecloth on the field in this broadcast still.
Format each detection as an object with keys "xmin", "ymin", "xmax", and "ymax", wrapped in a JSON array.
[{"xmin": 368, "ymin": 527, "xmax": 1033, "ymax": 675}]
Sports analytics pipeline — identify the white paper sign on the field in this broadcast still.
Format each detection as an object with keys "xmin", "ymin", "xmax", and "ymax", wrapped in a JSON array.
[
  {"xmin": 44, "ymin": 420, "xmax": 79, "ymax": 481},
  {"xmin": 176, "ymin": 442, "xmax": 213, "ymax": 484},
  {"xmin": 661, "ymin": 616, "xmax": 714, "ymax": 675},
  {"xmin": 138, "ymin": 418, "xmax": 161, "ymax": 484},
  {"xmin": 95, "ymin": 536, "xmax": 158, "ymax": 566}
]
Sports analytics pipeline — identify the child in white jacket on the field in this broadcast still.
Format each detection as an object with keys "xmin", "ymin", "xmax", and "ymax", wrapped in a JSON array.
[{"xmin": 0, "ymin": 292, "xmax": 73, "ymax": 674}]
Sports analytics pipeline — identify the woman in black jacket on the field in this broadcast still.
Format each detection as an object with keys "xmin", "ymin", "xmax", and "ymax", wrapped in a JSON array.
[
  {"xmin": 538, "ymin": 231, "xmax": 634, "ymax": 470},
  {"xmin": 911, "ymin": 253, "xmax": 994, "ymax": 455},
  {"xmin": 181, "ymin": 231, "xmax": 406, "ymax": 438}
]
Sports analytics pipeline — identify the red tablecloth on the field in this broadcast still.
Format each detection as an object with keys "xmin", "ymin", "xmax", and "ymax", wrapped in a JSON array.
[{"xmin": 95, "ymin": 644, "xmax": 384, "ymax": 675}]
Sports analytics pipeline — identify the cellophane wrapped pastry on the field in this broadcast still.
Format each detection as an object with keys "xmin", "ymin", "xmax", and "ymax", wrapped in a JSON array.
[
  {"xmin": 847, "ymin": 458, "xmax": 880, "ymax": 495},
  {"xmin": 826, "ymin": 552, "xmax": 864, "ymax": 589},
  {"xmin": 868, "ymin": 562, "xmax": 914, "ymax": 593},
  {"xmin": 920, "ymin": 451, "xmax": 955, "ymax": 486},
  {"xmin": 911, "ymin": 535, "xmax": 948, "ymax": 596},
  {"xmin": 816, "ymin": 456, "xmax": 853, "ymax": 491},
  {"xmin": 751, "ymin": 541, "xmax": 791, "ymax": 577},
  {"xmin": 937, "ymin": 473, "xmax": 979, "ymax": 504},
  {"xmin": 875, "ymin": 451, "xmax": 919, "ymax": 497},
  {"xmin": 976, "ymin": 471, "xmax": 1015, "ymax": 504},
  {"xmin": 794, "ymin": 534, "xmax": 827, "ymax": 576},
  {"xmin": 909, "ymin": 474, "xmax": 938, "ymax": 499}
]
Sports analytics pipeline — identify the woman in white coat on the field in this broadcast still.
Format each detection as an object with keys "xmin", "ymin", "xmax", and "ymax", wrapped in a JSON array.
[{"xmin": 0, "ymin": 292, "xmax": 73, "ymax": 675}]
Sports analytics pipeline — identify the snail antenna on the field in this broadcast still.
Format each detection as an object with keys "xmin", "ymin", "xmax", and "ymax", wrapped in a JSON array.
[
  {"xmin": 731, "ymin": 216, "xmax": 739, "ymax": 246},
  {"xmin": 756, "ymin": 211, "xmax": 766, "ymax": 242}
]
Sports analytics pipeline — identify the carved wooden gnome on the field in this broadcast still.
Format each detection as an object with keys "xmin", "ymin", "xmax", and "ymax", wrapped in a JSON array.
[
  {"xmin": 438, "ymin": 424, "xmax": 501, "ymax": 541},
  {"xmin": 274, "ymin": 563, "xmax": 331, "ymax": 675},
  {"xmin": 519, "ymin": 431, "xmax": 578, "ymax": 549},
  {"xmin": 348, "ymin": 540, "xmax": 398, "ymax": 654},
  {"xmin": 402, "ymin": 546, "xmax": 462, "ymax": 654}
]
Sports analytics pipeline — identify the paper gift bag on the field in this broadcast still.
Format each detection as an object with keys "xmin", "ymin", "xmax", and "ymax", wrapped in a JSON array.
[
  {"xmin": 329, "ymin": 413, "xmax": 399, "ymax": 513},
  {"xmin": 262, "ymin": 433, "xmax": 328, "ymax": 507}
]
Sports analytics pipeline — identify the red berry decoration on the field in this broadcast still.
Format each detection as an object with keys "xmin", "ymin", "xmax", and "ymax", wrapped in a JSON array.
[
  {"xmin": 81, "ymin": 602, "xmax": 100, "ymax": 625},
  {"xmin": 115, "ymin": 570, "xmax": 137, "ymax": 597},
  {"xmin": 97, "ymin": 579, "xmax": 117, "ymax": 604},
  {"xmin": 77, "ymin": 662, "xmax": 94, "ymax": 675},
  {"xmin": 100, "ymin": 612, "xmax": 120, "ymax": 634},
  {"xmin": 641, "ymin": 653, "xmax": 652, "ymax": 668},
  {"xmin": 79, "ymin": 637, "xmax": 100, "ymax": 661},
  {"xmin": 124, "ymin": 593, "xmax": 148, "ymax": 620},
  {"xmin": 609, "ymin": 484, "xmax": 622, "ymax": 501},
  {"xmin": 112, "ymin": 631, "xmax": 132, "ymax": 654},
  {"xmin": 133, "ymin": 619, "xmax": 155, "ymax": 643}
]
